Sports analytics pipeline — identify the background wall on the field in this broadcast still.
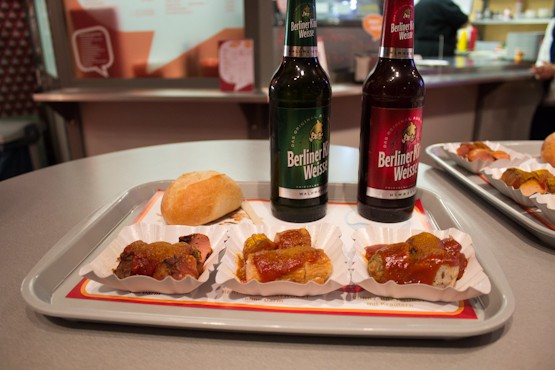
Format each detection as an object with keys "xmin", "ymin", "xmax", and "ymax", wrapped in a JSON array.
[
  {"xmin": 33, "ymin": 0, "xmax": 546, "ymax": 168},
  {"xmin": 472, "ymin": 0, "xmax": 554, "ymax": 42}
]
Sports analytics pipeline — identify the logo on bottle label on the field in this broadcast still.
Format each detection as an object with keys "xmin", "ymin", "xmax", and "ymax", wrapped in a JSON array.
[
  {"xmin": 290, "ymin": 6, "xmax": 316, "ymax": 39},
  {"xmin": 390, "ymin": 8, "xmax": 413, "ymax": 41},
  {"xmin": 381, "ymin": 0, "xmax": 414, "ymax": 58},
  {"xmin": 285, "ymin": 2, "xmax": 318, "ymax": 57},
  {"xmin": 365, "ymin": 107, "xmax": 423, "ymax": 199},
  {"xmin": 277, "ymin": 106, "xmax": 330, "ymax": 199}
]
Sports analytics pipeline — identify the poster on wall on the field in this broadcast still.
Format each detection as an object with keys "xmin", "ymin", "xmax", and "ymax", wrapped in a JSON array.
[{"xmin": 63, "ymin": 0, "xmax": 245, "ymax": 79}]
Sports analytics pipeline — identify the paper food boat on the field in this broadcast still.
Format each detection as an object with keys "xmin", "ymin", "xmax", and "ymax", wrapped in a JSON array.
[
  {"xmin": 351, "ymin": 225, "xmax": 491, "ymax": 302},
  {"xmin": 443, "ymin": 141, "xmax": 530, "ymax": 174},
  {"xmin": 79, "ymin": 223, "xmax": 226, "ymax": 294},
  {"xmin": 215, "ymin": 223, "xmax": 351, "ymax": 296}
]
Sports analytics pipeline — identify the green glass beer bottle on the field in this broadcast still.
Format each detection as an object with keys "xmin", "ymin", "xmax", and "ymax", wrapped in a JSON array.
[
  {"xmin": 269, "ymin": 0, "xmax": 331, "ymax": 223},
  {"xmin": 357, "ymin": 0, "xmax": 425, "ymax": 223}
]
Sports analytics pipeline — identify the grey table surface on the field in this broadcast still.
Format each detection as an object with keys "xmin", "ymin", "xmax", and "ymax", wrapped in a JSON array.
[{"xmin": 1, "ymin": 140, "xmax": 553, "ymax": 369}]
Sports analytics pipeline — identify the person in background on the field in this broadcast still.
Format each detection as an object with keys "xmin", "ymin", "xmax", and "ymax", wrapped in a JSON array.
[
  {"xmin": 529, "ymin": 15, "xmax": 555, "ymax": 140},
  {"xmin": 414, "ymin": 0, "xmax": 468, "ymax": 58}
]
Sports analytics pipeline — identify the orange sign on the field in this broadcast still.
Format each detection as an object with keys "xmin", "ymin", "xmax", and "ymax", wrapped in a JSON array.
[{"xmin": 362, "ymin": 14, "xmax": 383, "ymax": 40}]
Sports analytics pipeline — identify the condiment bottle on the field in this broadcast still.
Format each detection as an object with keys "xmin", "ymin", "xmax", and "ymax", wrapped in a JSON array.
[
  {"xmin": 357, "ymin": 0, "xmax": 425, "ymax": 223},
  {"xmin": 457, "ymin": 28, "xmax": 468, "ymax": 52},
  {"xmin": 269, "ymin": 0, "xmax": 332, "ymax": 222}
]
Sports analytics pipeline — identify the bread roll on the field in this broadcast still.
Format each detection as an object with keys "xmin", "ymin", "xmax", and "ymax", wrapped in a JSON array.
[
  {"xmin": 161, "ymin": 171, "xmax": 243, "ymax": 225},
  {"xmin": 541, "ymin": 132, "xmax": 555, "ymax": 167}
]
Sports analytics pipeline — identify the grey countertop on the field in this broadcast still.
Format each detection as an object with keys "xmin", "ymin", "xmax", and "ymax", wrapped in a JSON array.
[
  {"xmin": 33, "ymin": 55, "xmax": 534, "ymax": 103},
  {"xmin": 1, "ymin": 140, "xmax": 554, "ymax": 369}
]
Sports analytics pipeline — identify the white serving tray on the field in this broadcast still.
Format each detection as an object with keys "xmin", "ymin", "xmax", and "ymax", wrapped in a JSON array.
[{"xmin": 20, "ymin": 181, "xmax": 514, "ymax": 339}]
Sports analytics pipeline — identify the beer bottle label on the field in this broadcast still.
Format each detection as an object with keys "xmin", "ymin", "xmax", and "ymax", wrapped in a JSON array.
[
  {"xmin": 284, "ymin": 1, "xmax": 318, "ymax": 58},
  {"xmin": 276, "ymin": 106, "xmax": 330, "ymax": 199},
  {"xmin": 364, "ymin": 107, "xmax": 423, "ymax": 199},
  {"xmin": 380, "ymin": 0, "xmax": 414, "ymax": 59}
]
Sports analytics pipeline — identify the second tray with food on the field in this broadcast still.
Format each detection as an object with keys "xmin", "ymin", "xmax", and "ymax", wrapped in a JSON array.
[
  {"xmin": 21, "ymin": 180, "xmax": 514, "ymax": 339},
  {"xmin": 426, "ymin": 141, "xmax": 555, "ymax": 247}
]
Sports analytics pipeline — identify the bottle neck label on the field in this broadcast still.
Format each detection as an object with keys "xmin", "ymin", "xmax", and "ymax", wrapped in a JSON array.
[
  {"xmin": 274, "ymin": 106, "xmax": 330, "ymax": 199},
  {"xmin": 380, "ymin": 0, "xmax": 415, "ymax": 59},
  {"xmin": 284, "ymin": 0, "xmax": 318, "ymax": 58},
  {"xmin": 364, "ymin": 107, "xmax": 423, "ymax": 199}
]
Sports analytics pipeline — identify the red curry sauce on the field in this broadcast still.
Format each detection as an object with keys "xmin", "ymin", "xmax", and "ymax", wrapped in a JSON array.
[
  {"xmin": 365, "ymin": 235, "xmax": 468, "ymax": 285},
  {"xmin": 252, "ymin": 246, "xmax": 321, "ymax": 283}
]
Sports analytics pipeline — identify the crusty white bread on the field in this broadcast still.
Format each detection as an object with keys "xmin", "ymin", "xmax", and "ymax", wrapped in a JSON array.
[
  {"xmin": 541, "ymin": 132, "xmax": 555, "ymax": 167},
  {"xmin": 161, "ymin": 171, "xmax": 243, "ymax": 226}
]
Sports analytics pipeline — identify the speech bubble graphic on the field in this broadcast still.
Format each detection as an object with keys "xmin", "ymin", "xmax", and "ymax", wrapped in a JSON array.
[
  {"xmin": 76, "ymin": 0, "xmax": 244, "ymax": 73},
  {"xmin": 72, "ymin": 26, "xmax": 114, "ymax": 77},
  {"xmin": 218, "ymin": 39, "xmax": 254, "ymax": 92},
  {"xmin": 362, "ymin": 14, "xmax": 383, "ymax": 40}
]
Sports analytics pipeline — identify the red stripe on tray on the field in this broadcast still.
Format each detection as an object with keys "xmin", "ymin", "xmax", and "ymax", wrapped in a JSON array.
[{"xmin": 67, "ymin": 278, "xmax": 477, "ymax": 319}]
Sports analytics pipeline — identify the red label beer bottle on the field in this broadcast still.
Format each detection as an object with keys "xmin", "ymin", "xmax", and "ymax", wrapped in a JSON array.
[{"xmin": 357, "ymin": 0, "xmax": 425, "ymax": 223}]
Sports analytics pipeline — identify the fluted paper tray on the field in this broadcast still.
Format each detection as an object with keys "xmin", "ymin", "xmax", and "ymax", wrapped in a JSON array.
[
  {"xmin": 215, "ymin": 223, "xmax": 350, "ymax": 296},
  {"xmin": 443, "ymin": 141, "xmax": 530, "ymax": 174},
  {"xmin": 79, "ymin": 223, "xmax": 227, "ymax": 294},
  {"xmin": 351, "ymin": 226, "xmax": 491, "ymax": 302},
  {"xmin": 20, "ymin": 181, "xmax": 514, "ymax": 339},
  {"xmin": 481, "ymin": 158, "xmax": 555, "ymax": 208}
]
